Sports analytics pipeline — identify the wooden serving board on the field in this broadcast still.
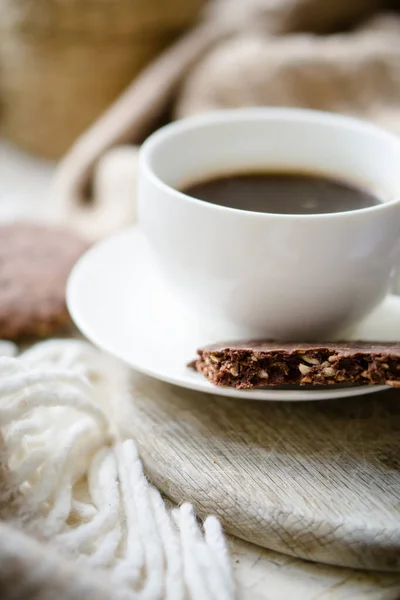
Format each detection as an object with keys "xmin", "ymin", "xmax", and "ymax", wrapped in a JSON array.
[{"xmin": 127, "ymin": 374, "xmax": 400, "ymax": 572}]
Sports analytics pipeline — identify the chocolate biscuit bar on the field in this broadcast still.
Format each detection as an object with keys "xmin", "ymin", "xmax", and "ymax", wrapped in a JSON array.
[{"xmin": 191, "ymin": 341, "xmax": 400, "ymax": 389}]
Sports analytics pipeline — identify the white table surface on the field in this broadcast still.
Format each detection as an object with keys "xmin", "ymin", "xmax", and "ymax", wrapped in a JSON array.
[{"xmin": 1, "ymin": 139, "xmax": 400, "ymax": 600}]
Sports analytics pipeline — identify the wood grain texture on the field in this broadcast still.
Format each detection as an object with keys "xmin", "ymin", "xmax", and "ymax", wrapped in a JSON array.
[
  {"xmin": 230, "ymin": 536, "xmax": 400, "ymax": 600},
  {"xmin": 125, "ymin": 374, "xmax": 400, "ymax": 572}
]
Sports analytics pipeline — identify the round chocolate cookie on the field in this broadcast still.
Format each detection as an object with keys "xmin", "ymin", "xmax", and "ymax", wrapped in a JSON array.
[{"xmin": 0, "ymin": 223, "xmax": 88, "ymax": 340}]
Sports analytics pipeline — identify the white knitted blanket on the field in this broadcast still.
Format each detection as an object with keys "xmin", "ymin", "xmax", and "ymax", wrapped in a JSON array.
[{"xmin": 0, "ymin": 339, "xmax": 235, "ymax": 600}]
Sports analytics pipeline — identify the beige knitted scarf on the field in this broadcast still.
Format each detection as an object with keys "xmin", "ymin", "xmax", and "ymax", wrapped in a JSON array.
[{"xmin": 0, "ymin": 340, "xmax": 235, "ymax": 600}]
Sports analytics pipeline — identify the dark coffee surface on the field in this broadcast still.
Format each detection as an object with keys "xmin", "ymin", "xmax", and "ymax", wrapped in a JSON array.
[{"xmin": 182, "ymin": 171, "xmax": 381, "ymax": 214}]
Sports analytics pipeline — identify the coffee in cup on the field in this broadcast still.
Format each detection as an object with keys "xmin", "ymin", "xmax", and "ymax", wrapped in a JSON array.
[{"xmin": 138, "ymin": 108, "xmax": 400, "ymax": 340}]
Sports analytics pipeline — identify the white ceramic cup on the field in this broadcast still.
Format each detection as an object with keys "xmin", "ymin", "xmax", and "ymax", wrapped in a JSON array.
[{"xmin": 138, "ymin": 108, "xmax": 400, "ymax": 340}]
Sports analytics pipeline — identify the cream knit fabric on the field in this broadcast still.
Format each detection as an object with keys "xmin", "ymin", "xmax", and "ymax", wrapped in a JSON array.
[
  {"xmin": 175, "ymin": 12, "xmax": 400, "ymax": 132},
  {"xmin": 0, "ymin": 339, "xmax": 235, "ymax": 600}
]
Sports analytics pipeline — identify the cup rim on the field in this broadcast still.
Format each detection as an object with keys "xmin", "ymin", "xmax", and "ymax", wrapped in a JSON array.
[{"xmin": 139, "ymin": 107, "xmax": 400, "ymax": 221}]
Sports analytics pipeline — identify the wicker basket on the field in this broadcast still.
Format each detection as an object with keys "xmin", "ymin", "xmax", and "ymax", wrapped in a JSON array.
[{"xmin": 0, "ymin": 0, "xmax": 204, "ymax": 157}]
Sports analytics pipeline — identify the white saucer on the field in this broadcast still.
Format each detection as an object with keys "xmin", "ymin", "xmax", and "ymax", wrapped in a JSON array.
[{"xmin": 67, "ymin": 228, "xmax": 400, "ymax": 401}]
